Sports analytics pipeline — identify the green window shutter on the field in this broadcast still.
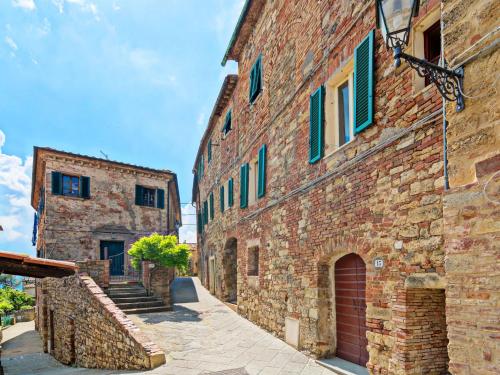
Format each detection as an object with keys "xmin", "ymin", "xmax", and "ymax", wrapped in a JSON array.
[
  {"xmin": 51, "ymin": 171, "xmax": 62, "ymax": 195},
  {"xmin": 354, "ymin": 30, "xmax": 375, "ymax": 134},
  {"xmin": 197, "ymin": 212, "xmax": 202, "ymax": 234},
  {"xmin": 156, "ymin": 188, "xmax": 165, "ymax": 209},
  {"xmin": 250, "ymin": 55, "xmax": 262, "ymax": 103},
  {"xmin": 257, "ymin": 144, "xmax": 267, "ymax": 198},
  {"xmin": 208, "ymin": 139, "xmax": 212, "ymax": 163},
  {"xmin": 135, "ymin": 185, "xmax": 143, "ymax": 206},
  {"xmin": 240, "ymin": 163, "xmax": 249, "ymax": 208},
  {"xmin": 228, "ymin": 178, "xmax": 234, "ymax": 207},
  {"xmin": 80, "ymin": 176, "xmax": 90, "ymax": 199},
  {"xmin": 309, "ymin": 85, "xmax": 325, "ymax": 163},
  {"xmin": 223, "ymin": 110, "xmax": 232, "ymax": 134},
  {"xmin": 220, "ymin": 185, "xmax": 225, "ymax": 212},
  {"xmin": 209, "ymin": 192, "xmax": 214, "ymax": 220},
  {"xmin": 203, "ymin": 200, "xmax": 208, "ymax": 225},
  {"xmin": 201, "ymin": 155, "xmax": 204, "ymax": 177}
]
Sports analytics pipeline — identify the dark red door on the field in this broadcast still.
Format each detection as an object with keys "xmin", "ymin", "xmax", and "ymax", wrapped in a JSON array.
[{"xmin": 335, "ymin": 253, "xmax": 368, "ymax": 366}]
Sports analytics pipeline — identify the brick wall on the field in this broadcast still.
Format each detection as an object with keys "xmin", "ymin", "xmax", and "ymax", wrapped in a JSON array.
[
  {"xmin": 38, "ymin": 273, "xmax": 165, "ymax": 370},
  {"xmin": 194, "ymin": 0, "xmax": 450, "ymax": 373}
]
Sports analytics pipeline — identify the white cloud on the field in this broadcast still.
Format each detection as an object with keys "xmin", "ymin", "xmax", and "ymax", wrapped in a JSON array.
[
  {"xmin": 0, "ymin": 130, "xmax": 34, "ymax": 246},
  {"xmin": 5, "ymin": 36, "xmax": 18, "ymax": 51},
  {"xmin": 196, "ymin": 111, "xmax": 206, "ymax": 127},
  {"xmin": 51, "ymin": 0, "xmax": 100, "ymax": 20},
  {"xmin": 12, "ymin": 0, "xmax": 36, "ymax": 11},
  {"xmin": 179, "ymin": 203, "xmax": 197, "ymax": 244},
  {"xmin": 112, "ymin": 1, "xmax": 120, "ymax": 11}
]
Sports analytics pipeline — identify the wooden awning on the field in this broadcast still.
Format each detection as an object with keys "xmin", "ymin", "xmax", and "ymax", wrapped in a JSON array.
[{"xmin": 0, "ymin": 251, "xmax": 78, "ymax": 278}]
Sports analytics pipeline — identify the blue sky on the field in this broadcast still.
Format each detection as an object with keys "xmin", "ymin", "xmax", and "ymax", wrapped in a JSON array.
[{"xmin": 0, "ymin": 0, "xmax": 243, "ymax": 255}]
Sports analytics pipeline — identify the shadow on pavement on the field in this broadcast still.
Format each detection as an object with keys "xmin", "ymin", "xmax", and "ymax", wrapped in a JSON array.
[
  {"xmin": 171, "ymin": 277, "xmax": 199, "ymax": 303},
  {"xmin": 137, "ymin": 304, "xmax": 202, "ymax": 324}
]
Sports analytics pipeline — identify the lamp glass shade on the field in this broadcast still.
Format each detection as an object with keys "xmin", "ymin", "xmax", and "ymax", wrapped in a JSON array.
[{"xmin": 378, "ymin": 0, "xmax": 416, "ymax": 47}]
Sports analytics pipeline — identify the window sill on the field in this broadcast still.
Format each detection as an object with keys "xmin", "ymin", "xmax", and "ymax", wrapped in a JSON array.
[
  {"xmin": 54, "ymin": 195, "xmax": 89, "ymax": 200},
  {"xmin": 136, "ymin": 204, "xmax": 162, "ymax": 210},
  {"xmin": 324, "ymin": 138, "xmax": 356, "ymax": 161}
]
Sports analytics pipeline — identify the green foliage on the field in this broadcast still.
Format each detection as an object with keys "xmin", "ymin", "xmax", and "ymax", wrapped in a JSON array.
[
  {"xmin": 0, "ymin": 300, "xmax": 13, "ymax": 315},
  {"xmin": 0, "ymin": 287, "xmax": 35, "ymax": 314},
  {"xmin": 20, "ymin": 305, "xmax": 34, "ymax": 310},
  {"xmin": 128, "ymin": 234, "xmax": 191, "ymax": 273}
]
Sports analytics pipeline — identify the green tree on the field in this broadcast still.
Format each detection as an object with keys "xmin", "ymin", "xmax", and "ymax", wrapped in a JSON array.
[{"xmin": 128, "ymin": 234, "xmax": 191, "ymax": 273}]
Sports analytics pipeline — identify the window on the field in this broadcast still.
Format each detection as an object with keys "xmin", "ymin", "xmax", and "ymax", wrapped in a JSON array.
[
  {"xmin": 203, "ymin": 200, "xmax": 208, "ymax": 225},
  {"xmin": 62, "ymin": 175, "xmax": 80, "ymax": 197},
  {"xmin": 249, "ymin": 55, "xmax": 262, "ymax": 103},
  {"xmin": 324, "ymin": 62, "xmax": 355, "ymax": 155},
  {"xmin": 135, "ymin": 186, "xmax": 164, "ymax": 208},
  {"xmin": 142, "ymin": 187, "xmax": 155, "ymax": 207},
  {"xmin": 247, "ymin": 246, "xmax": 259, "ymax": 276},
  {"xmin": 412, "ymin": 8, "xmax": 441, "ymax": 91},
  {"xmin": 423, "ymin": 21, "xmax": 441, "ymax": 86},
  {"xmin": 308, "ymin": 30, "xmax": 374, "ymax": 163},
  {"xmin": 51, "ymin": 171, "xmax": 90, "ymax": 198},
  {"xmin": 248, "ymin": 158, "xmax": 259, "ymax": 206},
  {"xmin": 208, "ymin": 139, "xmax": 212, "ymax": 163},
  {"xmin": 222, "ymin": 110, "xmax": 232, "ymax": 136},
  {"xmin": 198, "ymin": 155, "xmax": 204, "ymax": 179},
  {"xmin": 257, "ymin": 144, "xmax": 266, "ymax": 198}
]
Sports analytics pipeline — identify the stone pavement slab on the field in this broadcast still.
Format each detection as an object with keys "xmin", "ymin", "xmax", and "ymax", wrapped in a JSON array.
[{"xmin": 128, "ymin": 277, "xmax": 333, "ymax": 375}]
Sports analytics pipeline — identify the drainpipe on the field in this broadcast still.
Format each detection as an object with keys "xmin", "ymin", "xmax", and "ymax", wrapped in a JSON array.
[
  {"xmin": 166, "ymin": 180, "xmax": 170, "ymax": 233},
  {"xmin": 440, "ymin": 7, "xmax": 450, "ymax": 191}
]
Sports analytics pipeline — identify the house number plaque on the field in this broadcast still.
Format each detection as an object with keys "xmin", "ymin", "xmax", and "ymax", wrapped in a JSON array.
[{"xmin": 374, "ymin": 257, "xmax": 384, "ymax": 269}]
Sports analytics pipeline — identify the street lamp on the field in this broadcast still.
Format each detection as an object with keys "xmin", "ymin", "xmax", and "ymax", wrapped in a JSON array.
[{"xmin": 377, "ymin": 0, "xmax": 465, "ymax": 112}]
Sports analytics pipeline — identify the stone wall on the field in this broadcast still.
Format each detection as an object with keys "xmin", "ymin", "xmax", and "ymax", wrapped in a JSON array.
[
  {"xmin": 13, "ymin": 308, "xmax": 35, "ymax": 323},
  {"xmin": 195, "ymin": 1, "xmax": 448, "ymax": 373},
  {"xmin": 142, "ymin": 261, "xmax": 175, "ymax": 308},
  {"xmin": 32, "ymin": 148, "xmax": 180, "ymax": 265},
  {"xmin": 38, "ymin": 273, "xmax": 165, "ymax": 370},
  {"xmin": 76, "ymin": 260, "xmax": 109, "ymax": 288},
  {"xmin": 441, "ymin": 0, "xmax": 499, "ymax": 374}
]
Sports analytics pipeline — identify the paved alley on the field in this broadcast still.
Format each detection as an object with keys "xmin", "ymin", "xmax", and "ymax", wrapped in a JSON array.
[
  {"xmin": 2, "ymin": 278, "xmax": 334, "ymax": 375},
  {"xmin": 129, "ymin": 277, "xmax": 333, "ymax": 375}
]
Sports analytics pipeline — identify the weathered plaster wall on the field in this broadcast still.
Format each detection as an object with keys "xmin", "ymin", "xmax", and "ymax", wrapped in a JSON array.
[{"xmin": 38, "ymin": 273, "xmax": 165, "ymax": 370}]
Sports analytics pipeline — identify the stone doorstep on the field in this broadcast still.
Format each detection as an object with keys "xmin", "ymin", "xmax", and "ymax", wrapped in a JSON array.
[{"xmin": 316, "ymin": 358, "xmax": 369, "ymax": 375}]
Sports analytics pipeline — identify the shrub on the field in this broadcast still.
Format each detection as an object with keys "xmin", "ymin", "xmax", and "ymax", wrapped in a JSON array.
[
  {"xmin": 0, "ymin": 287, "xmax": 35, "ymax": 312},
  {"xmin": 128, "ymin": 234, "xmax": 191, "ymax": 273},
  {"xmin": 0, "ymin": 300, "xmax": 13, "ymax": 315}
]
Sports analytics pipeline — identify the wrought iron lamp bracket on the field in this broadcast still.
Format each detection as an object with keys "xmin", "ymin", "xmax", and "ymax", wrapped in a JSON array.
[{"xmin": 394, "ymin": 46, "xmax": 465, "ymax": 112}]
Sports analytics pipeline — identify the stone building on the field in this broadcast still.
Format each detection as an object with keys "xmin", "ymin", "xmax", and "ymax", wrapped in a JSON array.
[
  {"xmin": 193, "ymin": 0, "xmax": 498, "ymax": 374},
  {"xmin": 31, "ymin": 147, "xmax": 182, "ymax": 278}
]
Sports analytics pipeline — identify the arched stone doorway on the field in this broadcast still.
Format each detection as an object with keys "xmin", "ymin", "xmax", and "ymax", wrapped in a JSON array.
[
  {"xmin": 223, "ymin": 238, "xmax": 237, "ymax": 303},
  {"xmin": 334, "ymin": 253, "xmax": 368, "ymax": 366}
]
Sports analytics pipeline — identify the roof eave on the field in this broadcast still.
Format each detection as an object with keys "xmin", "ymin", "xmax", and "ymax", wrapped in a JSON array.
[{"xmin": 221, "ymin": 0, "xmax": 253, "ymax": 66}]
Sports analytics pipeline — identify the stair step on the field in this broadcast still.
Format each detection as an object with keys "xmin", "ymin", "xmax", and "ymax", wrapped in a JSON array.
[
  {"xmin": 115, "ymin": 301, "xmax": 165, "ymax": 309},
  {"xmin": 106, "ymin": 292, "xmax": 149, "ymax": 298},
  {"xmin": 122, "ymin": 306, "xmax": 171, "ymax": 314},
  {"xmin": 111, "ymin": 296, "xmax": 158, "ymax": 303},
  {"xmin": 107, "ymin": 287, "xmax": 146, "ymax": 293}
]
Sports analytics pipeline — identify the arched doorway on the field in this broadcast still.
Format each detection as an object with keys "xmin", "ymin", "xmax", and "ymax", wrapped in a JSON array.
[
  {"xmin": 223, "ymin": 238, "xmax": 237, "ymax": 303},
  {"xmin": 335, "ymin": 253, "xmax": 368, "ymax": 366}
]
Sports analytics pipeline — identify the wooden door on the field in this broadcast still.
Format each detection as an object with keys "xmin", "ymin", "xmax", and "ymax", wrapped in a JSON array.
[
  {"xmin": 335, "ymin": 253, "xmax": 368, "ymax": 366},
  {"xmin": 100, "ymin": 241, "xmax": 124, "ymax": 276}
]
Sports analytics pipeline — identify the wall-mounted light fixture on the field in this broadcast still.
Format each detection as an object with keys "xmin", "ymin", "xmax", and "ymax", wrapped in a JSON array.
[{"xmin": 377, "ymin": 0, "xmax": 465, "ymax": 111}]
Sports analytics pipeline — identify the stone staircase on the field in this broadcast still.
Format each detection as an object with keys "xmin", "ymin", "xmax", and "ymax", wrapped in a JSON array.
[{"xmin": 105, "ymin": 282, "xmax": 170, "ymax": 314}]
